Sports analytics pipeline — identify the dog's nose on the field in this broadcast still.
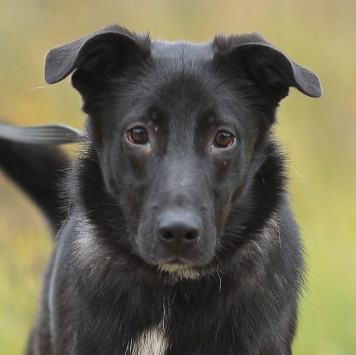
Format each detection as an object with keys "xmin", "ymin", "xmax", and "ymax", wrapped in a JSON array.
[{"xmin": 156, "ymin": 210, "xmax": 200, "ymax": 253}]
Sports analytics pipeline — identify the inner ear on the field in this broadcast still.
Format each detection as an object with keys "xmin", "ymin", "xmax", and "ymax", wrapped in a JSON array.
[
  {"xmin": 245, "ymin": 50, "xmax": 293, "ymax": 100},
  {"xmin": 79, "ymin": 36, "xmax": 140, "ymax": 74},
  {"xmin": 81, "ymin": 49, "xmax": 118, "ymax": 75},
  {"xmin": 72, "ymin": 35, "xmax": 145, "ymax": 94},
  {"xmin": 236, "ymin": 47, "xmax": 294, "ymax": 100}
]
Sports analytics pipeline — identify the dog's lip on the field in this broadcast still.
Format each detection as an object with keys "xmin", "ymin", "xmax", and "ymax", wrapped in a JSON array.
[
  {"xmin": 156, "ymin": 254, "xmax": 208, "ymax": 266},
  {"xmin": 154, "ymin": 257, "xmax": 189, "ymax": 267},
  {"xmin": 156, "ymin": 256, "xmax": 210, "ymax": 268},
  {"xmin": 158, "ymin": 261, "xmax": 195, "ymax": 272},
  {"xmin": 142, "ymin": 249, "xmax": 215, "ymax": 268},
  {"xmin": 164, "ymin": 258, "xmax": 185, "ymax": 265}
]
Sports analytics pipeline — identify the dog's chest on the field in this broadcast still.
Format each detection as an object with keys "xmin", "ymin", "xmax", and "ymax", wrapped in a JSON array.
[{"xmin": 125, "ymin": 326, "xmax": 169, "ymax": 355}]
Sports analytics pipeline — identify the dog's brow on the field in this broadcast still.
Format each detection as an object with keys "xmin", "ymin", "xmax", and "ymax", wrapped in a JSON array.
[
  {"xmin": 151, "ymin": 40, "xmax": 213, "ymax": 62},
  {"xmin": 199, "ymin": 109, "xmax": 238, "ymax": 127}
]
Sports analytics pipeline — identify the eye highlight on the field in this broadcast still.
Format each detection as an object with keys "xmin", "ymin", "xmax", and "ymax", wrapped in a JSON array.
[
  {"xmin": 212, "ymin": 131, "xmax": 235, "ymax": 149},
  {"xmin": 127, "ymin": 127, "xmax": 149, "ymax": 145}
]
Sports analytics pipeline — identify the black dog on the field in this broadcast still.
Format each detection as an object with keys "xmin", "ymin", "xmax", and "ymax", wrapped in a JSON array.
[{"xmin": 0, "ymin": 25, "xmax": 321, "ymax": 354}]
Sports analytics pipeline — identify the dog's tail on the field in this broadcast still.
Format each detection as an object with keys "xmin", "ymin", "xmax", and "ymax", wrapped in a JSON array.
[{"xmin": 0, "ymin": 122, "xmax": 81, "ymax": 235}]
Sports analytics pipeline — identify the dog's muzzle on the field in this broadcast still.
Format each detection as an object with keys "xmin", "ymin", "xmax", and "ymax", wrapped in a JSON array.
[{"xmin": 136, "ymin": 205, "xmax": 216, "ymax": 267}]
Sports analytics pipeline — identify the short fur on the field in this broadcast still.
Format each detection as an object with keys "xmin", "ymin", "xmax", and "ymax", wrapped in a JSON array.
[{"xmin": 0, "ymin": 25, "xmax": 321, "ymax": 355}]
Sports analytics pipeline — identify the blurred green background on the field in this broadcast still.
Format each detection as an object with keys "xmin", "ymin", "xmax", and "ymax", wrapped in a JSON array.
[{"xmin": 0, "ymin": 1, "xmax": 355, "ymax": 354}]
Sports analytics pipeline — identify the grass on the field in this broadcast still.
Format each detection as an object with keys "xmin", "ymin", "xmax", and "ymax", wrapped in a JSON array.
[{"xmin": 0, "ymin": 1, "xmax": 355, "ymax": 354}]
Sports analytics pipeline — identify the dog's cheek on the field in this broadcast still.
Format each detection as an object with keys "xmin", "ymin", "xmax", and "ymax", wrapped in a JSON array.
[
  {"xmin": 100, "ymin": 142, "xmax": 135, "ymax": 194},
  {"xmin": 94, "ymin": 144, "xmax": 144, "ymax": 235},
  {"xmin": 135, "ymin": 217, "xmax": 159, "ymax": 263},
  {"xmin": 210, "ymin": 152, "xmax": 242, "ymax": 222},
  {"xmin": 94, "ymin": 140, "xmax": 120, "ymax": 195}
]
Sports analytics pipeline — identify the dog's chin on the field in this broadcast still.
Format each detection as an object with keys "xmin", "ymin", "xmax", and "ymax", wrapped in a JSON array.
[
  {"xmin": 158, "ymin": 263, "xmax": 207, "ymax": 281},
  {"xmin": 154, "ymin": 255, "xmax": 217, "ymax": 281}
]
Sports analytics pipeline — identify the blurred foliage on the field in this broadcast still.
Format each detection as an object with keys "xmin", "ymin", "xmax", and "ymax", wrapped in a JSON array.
[{"xmin": 0, "ymin": 1, "xmax": 355, "ymax": 354}]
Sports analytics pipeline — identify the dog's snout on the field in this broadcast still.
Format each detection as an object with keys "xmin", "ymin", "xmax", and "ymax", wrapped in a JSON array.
[{"xmin": 157, "ymin": 210, "xmax": 201, "ymax": 253}]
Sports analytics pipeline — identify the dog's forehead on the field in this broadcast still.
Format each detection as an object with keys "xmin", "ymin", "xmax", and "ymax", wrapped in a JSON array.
[{"xmin": 150, "ymin": 40, "xmax": 214, "ymax": 63}]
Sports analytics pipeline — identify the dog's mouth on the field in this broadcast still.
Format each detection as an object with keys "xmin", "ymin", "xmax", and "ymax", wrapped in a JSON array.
[
  {"xmin": 161, "ymin": 257, "xmax": 186, "ymax": 265},
  {"xmin": 135, "ymin": 237, "xmax": 216, "ymax": 271},
  {"xmin": 158, "ymin": 262, "xmax": 205, "ymax": 280}
]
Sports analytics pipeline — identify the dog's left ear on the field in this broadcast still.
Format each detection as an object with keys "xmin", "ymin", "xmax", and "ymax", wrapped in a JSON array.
[
  {"xmin": 44, "ymin": 24, "xmax": 150, "ymax": 92},
  {"xmin": 213, "ymin": 33, "xmax": 322, "ymax": 100}
]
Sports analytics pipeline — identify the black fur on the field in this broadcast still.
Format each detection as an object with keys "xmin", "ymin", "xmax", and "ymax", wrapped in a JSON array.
[
  {"xmin": 0, "ymin": 139, "xmax": 68, "ymax": 232},
  {"xmin": 0, "ymin": 25, "xmax": 321, "ymax": 355}
]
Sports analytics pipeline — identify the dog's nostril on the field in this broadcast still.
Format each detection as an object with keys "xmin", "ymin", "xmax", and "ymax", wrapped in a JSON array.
[
  {"xmin": 158, "ymin": 226, "xmax": 199, "ymax": 244},
  {"xmin": 160, "ymin": 230, "xmax": 174, "ymax": 242},
  {"xmin": 183, "ymin": 231, "xmax": 198, "ymax": 243}
]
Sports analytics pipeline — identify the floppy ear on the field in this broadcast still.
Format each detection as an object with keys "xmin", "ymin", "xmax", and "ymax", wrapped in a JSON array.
[
  {"xmin": 213, "ymin": 33, "xmax": 322, "ymax": 100},
  {"xmin": 44, "ymin": 24, "xmax": 150, "ymax": 89}
]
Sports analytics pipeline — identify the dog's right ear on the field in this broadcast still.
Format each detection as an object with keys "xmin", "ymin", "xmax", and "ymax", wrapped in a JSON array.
[
  {"xmin": 44, "ymin": 24, "xmax": 150, "ymax": 92},
  {"xmin": 213, "ymin": 33, "xmax": 322, "ymax": 101}
]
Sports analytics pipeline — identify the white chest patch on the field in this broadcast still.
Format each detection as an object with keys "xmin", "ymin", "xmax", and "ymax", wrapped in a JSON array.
[{"xmin": 126, "ymin": 326, "xmax": 169, "ymax": 355}]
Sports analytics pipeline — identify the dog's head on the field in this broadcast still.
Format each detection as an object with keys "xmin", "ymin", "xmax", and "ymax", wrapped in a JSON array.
[{"xmin": 45, "ymin": 25, "xmax": 321, "ymax": 276}]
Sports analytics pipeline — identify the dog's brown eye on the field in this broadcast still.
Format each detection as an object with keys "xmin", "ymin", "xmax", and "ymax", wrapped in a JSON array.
[
  {"xmin": 213, "ymin": 131, "xmax": 235, "ymax": 148},
  {"xmin": 127, "ymin": 127, "xmax": 149, "ymax": 145}
]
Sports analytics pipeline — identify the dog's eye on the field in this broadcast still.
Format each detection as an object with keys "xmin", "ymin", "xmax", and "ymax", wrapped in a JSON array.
[
  {"xmin": 127, "ymin": 127, "xmax": 149, "ymax": 145},
  {"xmin": 212, "ymin": 131, "xmax": 235, "ymax": 148}
]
